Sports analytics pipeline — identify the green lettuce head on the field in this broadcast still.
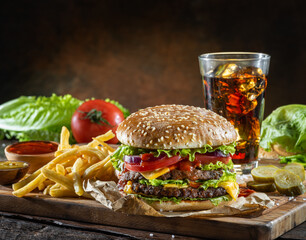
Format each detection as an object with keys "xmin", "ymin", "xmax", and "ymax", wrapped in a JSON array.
[{"xmin": 260, "ymin": 104, "xmax": 306, "ymax": 154}]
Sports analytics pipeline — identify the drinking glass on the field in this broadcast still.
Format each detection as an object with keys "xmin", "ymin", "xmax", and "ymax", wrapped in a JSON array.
[{"xmin": 198, "ymin": 52, "xmax": 270, "ymax": 174}]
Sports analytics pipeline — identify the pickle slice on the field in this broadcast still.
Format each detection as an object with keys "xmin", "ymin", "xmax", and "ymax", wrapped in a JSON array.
[
  {"xmin": 283, "ymin": 163, "xmax": 305, "ymax": 181},
  {"xmin": 247, "ymin": 181, "xmax": 276, "ymax": 192},
  {"xmin": 251, "ymin": 165, "xmax": 280, "ymax": 183},
  {"xmin": 274, "ymin": 169, "xmax": 305, "ymax": 196}
]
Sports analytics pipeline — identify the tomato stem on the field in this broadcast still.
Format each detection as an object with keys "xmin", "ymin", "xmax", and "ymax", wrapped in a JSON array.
[{"xmin": 78, "ymin": 109, "xmax": 113, "ymax": 126}]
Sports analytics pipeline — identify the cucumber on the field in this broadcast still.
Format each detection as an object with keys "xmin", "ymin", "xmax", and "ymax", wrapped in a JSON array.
[
  {"xmin": 247, "ymin": 181, "xmax": 276, "ymax": 192},
  {"xmin": 251, "ymin": 165, "xmax": 279, "ymax": 183},
  {"xmin": 283, "ymin": 163, "xmax": 305, "ymax": 181},
  {"xmin": 274, "ymin": 169, "xmax": 305, "ymax": 196}
]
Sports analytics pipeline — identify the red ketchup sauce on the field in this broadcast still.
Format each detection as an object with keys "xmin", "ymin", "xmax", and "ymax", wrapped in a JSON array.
[{"xmin": 7, "ymin": 141, "xmax": 58, "ymax": 155}]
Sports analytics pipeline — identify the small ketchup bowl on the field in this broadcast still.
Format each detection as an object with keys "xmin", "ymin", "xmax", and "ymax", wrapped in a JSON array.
[
  {"xmin": 4, "ymin": 141, "xmax": 58, "ymax": 173},
  {"xmin": 0, "ymin": 160, "xmax": 30, "ymax": 185}
]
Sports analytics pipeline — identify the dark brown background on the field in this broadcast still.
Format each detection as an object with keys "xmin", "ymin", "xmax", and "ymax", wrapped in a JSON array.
[{"xmin": 1, "ymin": 0, "xmax": 305, "ymax": 115}]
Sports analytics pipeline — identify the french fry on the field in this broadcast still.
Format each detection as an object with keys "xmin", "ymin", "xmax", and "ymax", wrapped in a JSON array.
[
  {"xmin": 47, "ymin": 148, "xmax": 79, "ymax": 169},
  {"xmin": 95, "ymin": 141, "xmax": 115, "ymax": 153},
  {"xmin": 72, "ymin": 158, "xmax": 84, "ymax": 173},
  {"xmin": 87, "ymin": 130, "xmax": 115, "ymax": 148},
  {"xmin": 42, "ymin": 168, "xmax": 75, "ymax": 192},
  {"xmin": 61, "ymin": 157, "xmax": 77, "ymax": 168},
  {"xmin": 13, "ymin": 173, "xmax": 46, "ymax": 198},
  {"xmin": 57, "ymin": 126, "xmax": 71, "ymax": 151},
  {"xmin": 13, "ymin": 128, "xmax": 117, "ymax": 198},
  {"xmin": 49, "ymin": 188, "xmax": 78, "ymax": 198},
  {"xmin": 12, "ymin": 169, "xmax": 41, "ymax": 191},
  {"xmin": 56, "ymin": 164, "xmax": 66, "ymax": 175},
  {"xmin": 83, "ymin": 156, "xmax": 111, "ymax": 179},
  {"xmin": 50, "ymin": 183, "xmax": 62, "ymax": 190},
  {"xmin": 43, "ymin": 184, "xmax": 53, "ymax": 195},
  {"xmin": 38, "ymin": 180, "xmax": 46, "ymax": 191},
  {"xmin": 72, "ymin": 172, "xmax": 84, "ymax": 196},
  {"xmin": 77, "ymin": 146, "xmax": 106, "ymax": 160}
]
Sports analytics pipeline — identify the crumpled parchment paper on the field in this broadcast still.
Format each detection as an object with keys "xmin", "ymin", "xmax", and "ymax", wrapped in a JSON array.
[{"xmin": 84, "ymin": 180, "xmax": 274, "ymax": 218}]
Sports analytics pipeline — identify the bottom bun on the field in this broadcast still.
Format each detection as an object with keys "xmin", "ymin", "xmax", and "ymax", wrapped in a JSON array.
[{"xmin": 143, "ymin": 198, "xmax": 232, "ymax": 212}]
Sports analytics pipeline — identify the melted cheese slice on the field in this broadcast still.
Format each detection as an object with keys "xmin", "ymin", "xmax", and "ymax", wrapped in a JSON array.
[
  {"xmin": 163, "ymin": 184, "xmax": 188, "ymax": 189},
  {"xmin": 140, "ymin": 167, "xmax": 170, "ymax": 180},
  {"xmin": 124, "ymin": 181, "xmax": 134, "ymax": 194},
  {"xmin": 218, "ymin": 181, "xmax": 239, "ymax": 200}
]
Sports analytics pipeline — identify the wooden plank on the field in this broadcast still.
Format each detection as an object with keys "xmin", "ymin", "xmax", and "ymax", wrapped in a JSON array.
[{"xmin": 0, "ymin": 185, "xmax": 305, "ymax": 240}]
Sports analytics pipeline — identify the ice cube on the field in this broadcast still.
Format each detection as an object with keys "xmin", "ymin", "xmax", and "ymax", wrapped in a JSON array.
[
  {"xmin": 214, "ymin": 63, "xmax": 240, "ymax": 78},
  {"xmin": 239, "ymin": 66, "xmax": 263, "ymax": 77},
  {"xmin": 225, "ymin": 93, "xmax": 257, "ymax": 115},
  {"xmin": 237, "ymin": 76, "xmax": 267, "ymax": 101}
]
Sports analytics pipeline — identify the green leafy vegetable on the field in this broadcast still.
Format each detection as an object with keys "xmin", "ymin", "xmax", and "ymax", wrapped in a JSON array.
[
  {"xmin": 197, "ymin": 169, "xmax": 236, "ymax": 190},
  {"xmin": 200, "ymin": 160, "xmax": 234, "ymax": 171},
  {"xmin": 260, "ymin": 104, "xmax": 306, "ymax": 153},
  {"xmin": 157, "ymin": 142, "xmax": 236, "ymax": 160},
  {"xmin": 136, "ymin": 194, "xmax": 232, "ymax": 206},
  {"xmin": 280, "ymin": 154, "xmax": 306, "ymax": 168},
  {"xmin": 0, "ymin": 94, "xmax": 82, "ymax": 142},
  {"xmin": 139, "ymin": 179, "xmax": 188, "ymax": 187},
  {"xmin": 105, "ymin": 98, "xmax": 130, "ymax": 118},
  {"xmin": 111, "ymin": 143, "xmax": 236, "ymax": 171}
]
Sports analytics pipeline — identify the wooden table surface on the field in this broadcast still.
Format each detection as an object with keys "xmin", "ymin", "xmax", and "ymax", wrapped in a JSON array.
[{"xmin": 0, "ymin": 140, "xmax": 305, "ymax": 240}]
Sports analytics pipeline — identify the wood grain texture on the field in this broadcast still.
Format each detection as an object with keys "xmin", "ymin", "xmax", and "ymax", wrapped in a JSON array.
[{"xmin": 0, "ymin": 184, "xmax": 305, "ymax": 240}]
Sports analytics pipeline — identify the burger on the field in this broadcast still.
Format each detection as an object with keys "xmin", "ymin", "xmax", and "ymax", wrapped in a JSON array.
[{"xmin": 111, "ymin": 105, "xmax": 239, "ymax": 211}]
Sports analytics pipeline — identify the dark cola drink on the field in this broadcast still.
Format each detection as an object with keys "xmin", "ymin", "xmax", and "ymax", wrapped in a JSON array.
[{"xmin": 203, "ymin": 63, "xmax": 267, "ymax": 164}]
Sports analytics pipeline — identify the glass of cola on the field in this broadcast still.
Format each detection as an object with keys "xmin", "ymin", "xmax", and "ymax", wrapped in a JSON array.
[{"xmin": 198, "ymin": 52, "xmax": 270, "ymax": 174}]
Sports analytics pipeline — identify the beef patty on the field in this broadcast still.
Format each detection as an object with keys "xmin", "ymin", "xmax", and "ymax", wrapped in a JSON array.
[
  {"xmin": 132, "ymin": 182, "xmax": 227, "ymax": 199},
  {"xmin": 120, "ymin": 168, "xmax": 223, "ymax": 182}
]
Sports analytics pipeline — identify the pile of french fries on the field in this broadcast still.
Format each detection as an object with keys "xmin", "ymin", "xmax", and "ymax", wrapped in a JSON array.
[{"xmin": 12, "ymin": 127, "xmax": 116, "ymax": 198}]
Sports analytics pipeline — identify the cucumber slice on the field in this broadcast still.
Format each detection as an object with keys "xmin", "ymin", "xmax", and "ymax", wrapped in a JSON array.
[
  {"xmin": 247, "ymin": 181, "xmax": 276, "ymax": 192},
  {"xmin": 274, "ymin": 169, "xmax": 305, "ymax": 196},
  {"xmin": 283, "ymin": 163, "xmax": 305, "ymax": 181},
  {"xmin": 251, "ymin": 165, "xmax": 280, "ymax": 183}
]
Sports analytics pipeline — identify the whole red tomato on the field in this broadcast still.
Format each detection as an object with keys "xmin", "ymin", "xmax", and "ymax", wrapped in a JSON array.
[{"xmin": 71, "ymin": 99, "xmax": 124, "ymax": 144}]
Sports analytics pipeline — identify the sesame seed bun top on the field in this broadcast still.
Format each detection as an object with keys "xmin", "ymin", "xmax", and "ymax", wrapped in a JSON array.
[{"xmin": 116, "ymin": 104, "xmax": 238, "ymax": 149}]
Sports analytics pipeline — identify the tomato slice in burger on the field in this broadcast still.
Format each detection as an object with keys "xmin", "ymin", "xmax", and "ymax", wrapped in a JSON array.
[{"xmin": 125, "ymin": 155, "xmax": 183, "ymax": 172}]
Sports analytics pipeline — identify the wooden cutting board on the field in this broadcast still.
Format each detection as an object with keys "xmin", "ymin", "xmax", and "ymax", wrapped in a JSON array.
[{"xmin": 0, "ymin": 183, "xmax": 305, "ymax": 240}]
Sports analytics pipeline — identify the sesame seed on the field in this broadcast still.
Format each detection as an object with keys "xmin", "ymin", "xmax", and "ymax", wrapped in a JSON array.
[
  {"xmin": 165, "ymin": 130, "xmax": 169, "ymax": 133},
  {"xmin": 177, "ymin": 127, "xmax": 181, "ymax": 131},
  {"xmin": 150, "ymin": 140, "xmax": 153, "ymax": 144},
  {"xmin": 183, "ymin": 130, "xmax": 187, "ymax": 133},
  {"xmin": 161, "ymin": 136, "xmax": 164, "ymax": 141},
  {"xmin": 144, "ymin": 132, "xmax": 148, "ymax": 136},
  {"xmin": 146, "ymin": 144, "xmax": 150, "ymax": 147},
  {"xmin": 165, "ymin": 136, "xmax": 169, "ymax": 139},
  {"xmin": 152, "ymin": 127, "xmax": 156, "ymax": 131}
]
